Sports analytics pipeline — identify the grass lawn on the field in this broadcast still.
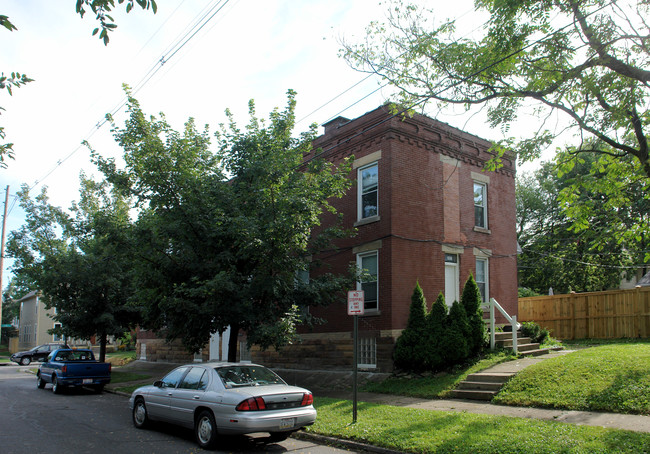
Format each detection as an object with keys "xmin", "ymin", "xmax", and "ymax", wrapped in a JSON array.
[
  {"xmin": 110, "ymin": 370, "xmax": 151, "ymax": 384},
  {"xmin": 362, "ymin": 350, "xmax": 518, "ymax": 399},
  {"xmin": 309, "ymin": 397, "xmax": 650, "ymax": 454},
  {"xmin": 493, "ymin": 343, "xmax": 650, "ymax": 415},
  {"xmin": 106, "ymin": 351, "xmax": 137, "ymax": 366}
]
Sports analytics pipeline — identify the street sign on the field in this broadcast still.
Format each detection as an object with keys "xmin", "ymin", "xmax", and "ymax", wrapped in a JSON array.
[{"xmin": 347, "ymin": 291, "xmax": 364, "ymax": 316}]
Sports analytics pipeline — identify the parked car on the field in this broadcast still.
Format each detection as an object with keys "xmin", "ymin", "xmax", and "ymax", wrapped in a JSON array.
[
  {"xmin": 10, "ymin": 343, "xmax": 69, "ymax": 365},
  {"xmin": 36, "ymin": 348, "xmax": 111, "ymax": 394},
  {"xmin": 129, "ymin": 362, "xmax": 317, "ymax": 449}
]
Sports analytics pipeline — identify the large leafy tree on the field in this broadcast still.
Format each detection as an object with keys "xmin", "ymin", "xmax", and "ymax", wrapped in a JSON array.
[
  {"xmin": 0, "ymin": 1, "xmax": 157, "ymax": 167},
  {"xmin": 7, "ymin": 177, "xmax": 138, "ymax": 361},
  {"xmin": 342, "ymin": 0, "xmax": 650, "ymax": 175},
  {"xmin": 95, "ymin": 89, "xmax": 354, "ymax": 361},
  {"xmin": 517, "ymin": 157, "xmax": 640, "ymax": 293}
]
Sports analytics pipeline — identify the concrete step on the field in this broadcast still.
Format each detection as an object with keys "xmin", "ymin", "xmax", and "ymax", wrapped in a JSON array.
[
  {"xmin": 457, "ymin": 381, "xmax": 504, "ymax": 391},
  {"xmin": 516, "ymin": 342, "xmax": 542, "ymax": 352},
  {"xmin": 519, "ymin": 348, "xmax": 551, "ymax": 357},
  {"xmin": 465, "ymin": 372, "xmax": 514, "ymax": 384},
  {"xmin": 450, "ymin": 389, "xmax": 497, "ymax": 401}
]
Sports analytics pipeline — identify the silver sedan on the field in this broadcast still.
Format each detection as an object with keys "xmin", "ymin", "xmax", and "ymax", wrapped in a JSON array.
[{"xmin": 128, "ymin": 362, "xmax": 317, "ymax": 449}]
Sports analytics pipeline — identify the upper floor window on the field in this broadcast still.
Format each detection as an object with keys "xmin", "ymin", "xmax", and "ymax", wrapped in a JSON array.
[
  {"xmin": 358, "ymin": 163, "xmax": 378, "ymax": 220},
  {"xmin": 357, "ymin": 251, "xmax": 378, "ymax": 311},
  {"xmin": 474, "ymin": 182, "xmax": 487, "ymax": 229}
]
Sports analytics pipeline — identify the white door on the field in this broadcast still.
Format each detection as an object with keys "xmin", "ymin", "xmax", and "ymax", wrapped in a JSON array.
[{"xmin": 444, "ymin": 254, "xmax": 459, "ymax": 307}]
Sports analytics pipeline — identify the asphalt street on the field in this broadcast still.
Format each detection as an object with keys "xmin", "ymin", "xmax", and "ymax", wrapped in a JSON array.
[{"xmin": 0, "ymin": 364, "xmax": 353, "ymax": 454}]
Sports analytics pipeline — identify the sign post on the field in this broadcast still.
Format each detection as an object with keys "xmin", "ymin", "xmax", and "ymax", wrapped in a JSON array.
[{"xmin": 347, "ymin": 290, "xmax": 364, "ymax": 423}]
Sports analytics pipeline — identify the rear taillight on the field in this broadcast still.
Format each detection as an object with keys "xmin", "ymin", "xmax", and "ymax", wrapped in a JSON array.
[
  {"xmin": 236, "ymin": 396, "xmax": 267, "ymax": 411},
  {"xmin": 62, "ymin": 365, "xmax": 67, "ymax": 374},
  {"xmin": 109, "ymin": 363, "xmax": 112, "ymax": 373},
  {"xmin": 301, "ymin": 392, "xmax": 313, "ymax": 406}
]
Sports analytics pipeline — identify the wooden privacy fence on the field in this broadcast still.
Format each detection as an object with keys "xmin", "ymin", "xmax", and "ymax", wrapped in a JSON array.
[{"xmin": 518, "ymin": 286, "xmax": 650, "ymax": 339}]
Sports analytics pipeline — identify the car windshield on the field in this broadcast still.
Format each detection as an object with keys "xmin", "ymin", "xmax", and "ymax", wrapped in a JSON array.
[{"xmin": 216, "ymin": 366, "xmax": 286, "ymax": 389}]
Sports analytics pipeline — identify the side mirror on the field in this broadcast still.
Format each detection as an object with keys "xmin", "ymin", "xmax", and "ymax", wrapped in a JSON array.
[{"xmin": 153, "ymin": 380, "xmax": 163, "ymax": 388}]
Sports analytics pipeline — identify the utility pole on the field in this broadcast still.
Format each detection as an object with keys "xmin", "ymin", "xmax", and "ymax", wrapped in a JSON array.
[{"xmin": 0, "ymin": 186, "xmax": 9, "ymax": 343}]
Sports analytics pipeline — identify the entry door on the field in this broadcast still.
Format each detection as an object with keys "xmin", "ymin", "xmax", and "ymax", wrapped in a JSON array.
[{"xmin": 444, "ymin": 254, "xmax": 459, "ymax": 307}]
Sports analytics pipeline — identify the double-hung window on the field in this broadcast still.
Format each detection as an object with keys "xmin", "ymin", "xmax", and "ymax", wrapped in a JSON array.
[
  {"xmin": 358, "ymin": 163, "xmax": 378, "ymax": 220},
  {"xmin": 473, "ymin": 182, "xmax": 487, "ymax": 229},
  {"xmin": 475, "ymin": 258, "xmax": 488, "ymax": 303},
  {"xmin": 357, "ymin": 251, "xmax": 378, "ymax": 311}
]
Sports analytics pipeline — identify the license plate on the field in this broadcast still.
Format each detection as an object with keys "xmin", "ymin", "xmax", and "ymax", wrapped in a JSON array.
[
  {"xmin": 279, "ymin": 418, "xmax": 295, "ymax": 429},
  {"xmin": 83, "ymin": 379, "xmax": 92, "ymax": 385}
]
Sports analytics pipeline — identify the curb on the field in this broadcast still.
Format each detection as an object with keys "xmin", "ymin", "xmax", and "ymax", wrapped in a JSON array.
[{"xmin": 296, "ymin": 431, "xmax": 404, "ymax": 454}]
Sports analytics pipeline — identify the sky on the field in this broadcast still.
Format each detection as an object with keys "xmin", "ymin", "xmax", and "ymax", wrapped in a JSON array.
[{"xmin": 0, "ymin": 0, "xmax": 506, "ymax": 287}]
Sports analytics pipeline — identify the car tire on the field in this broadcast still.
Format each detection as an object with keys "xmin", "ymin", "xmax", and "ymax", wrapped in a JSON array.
[
  {"xmin": 37, "ymin": 375, "xmax": 46, "ymax": 389},
  {"xmin": 20, "ymin": 356, "xmax": 31, "ymax": 366},
  {"xmin": 132, "ymin": 398, "xmax": 150, "ymax": 429},
  {"xmin": 268, "ymin": 432, "xmax": 289, "ymax": 442},
  {"xmin": 52, "ymin": 375, "xmax": 63, "ymax": 394},
  {"xmin": 195, "ymin": 410, "xmax": 218, "ymax": 449}
]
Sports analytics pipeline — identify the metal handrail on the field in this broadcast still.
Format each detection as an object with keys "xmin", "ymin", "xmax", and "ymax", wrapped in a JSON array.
[{"xmin": 487, "ymin": 297, "xmax": 518, "ymax": 353}]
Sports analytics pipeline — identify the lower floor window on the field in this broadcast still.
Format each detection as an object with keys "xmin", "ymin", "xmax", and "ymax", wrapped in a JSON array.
[{"xmin": 358, "ymin": 337, "xmax": 377, "ymax": 368}]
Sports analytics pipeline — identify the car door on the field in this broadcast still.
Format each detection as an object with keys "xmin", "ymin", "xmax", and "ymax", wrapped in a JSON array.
[
  {"xmin": 168, "ymin": 367, "xmax": 213, "ymax": 427},
  {"xmin": 145, "ymin": 366, "xmax": 190, "ymax": 421},
  {"xmin": 34, "ymin": 345, "xmax": 51, "ymax": 362}
]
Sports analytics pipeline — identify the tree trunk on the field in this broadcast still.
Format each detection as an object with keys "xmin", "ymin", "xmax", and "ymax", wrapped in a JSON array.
[
  {"xmin": 99, "ymin": 332, "xmax": 107, "ymax": 363},
  {"xmin": 227, "ymin": 324, "xmax": 239, "ymax": 362}
]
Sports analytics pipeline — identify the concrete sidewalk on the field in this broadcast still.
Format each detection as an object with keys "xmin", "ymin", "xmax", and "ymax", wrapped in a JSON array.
[{"xmin": 107, "ymin": 353, "xmax": 650, "ymax": 434}]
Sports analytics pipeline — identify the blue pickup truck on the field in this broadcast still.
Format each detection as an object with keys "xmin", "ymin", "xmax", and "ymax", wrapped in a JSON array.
[{"xmin": 37, "ymin": 348, "xmax": 111, "ymax": 394}]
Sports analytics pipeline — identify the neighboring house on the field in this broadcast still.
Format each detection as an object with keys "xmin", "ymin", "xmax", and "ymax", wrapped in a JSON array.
[
  {"xmin": 16, "ymin": 291, "xmax": 63, "ymax": 351},
  {"xmin": 251, "ymin": 106, "xmax": 518, "ymax": 372}
]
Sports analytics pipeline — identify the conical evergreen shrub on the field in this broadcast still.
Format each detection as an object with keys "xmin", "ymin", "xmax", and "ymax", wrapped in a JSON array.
[
  {"xmin": 460, "ymin": 273, "xmax": 486, "ymax": 356},
  {"xmin": 425, "ymin": 292, "xmax": 447, "ymax": 371},
  {"xmin": 393, "ymin": 282, "xmax": 428, "ymax": 372},
  {"xmin": 440, "ymin": 300, "xmax": 470, "ymax": 364}
]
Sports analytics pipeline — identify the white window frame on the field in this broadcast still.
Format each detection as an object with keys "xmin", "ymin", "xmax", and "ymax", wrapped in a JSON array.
[
  {"xmin": 357, "ymin": 162, "xmax": 379, "ymax": 221},
  {"xmin": 357, "ymin": 250, "xmax": 379, "ymax": 312},
  {"xmin": 473, "ymin": 181, "xmax": 488, "ymax": 229},
  {"xmin": 475, "ymin": 258, "xmax": 489, "ymax": 303}
]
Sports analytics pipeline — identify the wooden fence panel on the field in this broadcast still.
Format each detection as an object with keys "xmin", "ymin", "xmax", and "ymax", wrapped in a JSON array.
[{"xmin": 518, "ymin": 287, "xmax": 650, "ymax": 339}]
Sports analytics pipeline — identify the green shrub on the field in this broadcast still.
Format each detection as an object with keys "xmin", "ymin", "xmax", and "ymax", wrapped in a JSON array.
[
  {"xmin": 393, "ymin": 282, "xmax": 429, "ymax": 372},
  {"xmin": 520, "ymin": 321, "xmax": 550, "ymax": 344},
  {"xmin": 425, "ymin": 292, "xmax": 447, "ymax": 370},
  {"xmin": 441, "ymin": 300, "xmax": 470, "ymax": 364},
  {"xmin": 461, "ymin": 273, "xmax": 486, "ymax": 355}
]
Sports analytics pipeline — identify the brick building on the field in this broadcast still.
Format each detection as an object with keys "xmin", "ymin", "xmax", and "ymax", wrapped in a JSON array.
[{"xmin": 252, "ymin": 105, "xmax": 518, "ymax": 372}]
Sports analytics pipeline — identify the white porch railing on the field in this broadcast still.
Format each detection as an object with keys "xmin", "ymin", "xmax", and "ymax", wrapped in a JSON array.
[{"xmin": 485, "ymin": 297, "xmax": 519, "ymax": 353}]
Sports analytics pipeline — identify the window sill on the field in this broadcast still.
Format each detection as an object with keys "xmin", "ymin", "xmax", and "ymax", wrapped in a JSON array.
[
  {"xmin": 355, "ymin": 216, "xmax": 380, "ymax": 227},
  {"xmin": 361, "ymin": 310, "xmax": 381, "ymax": 317},
  {"xmin": 473, "ymin": 226, "xmax": 491, "ymax": 234}
]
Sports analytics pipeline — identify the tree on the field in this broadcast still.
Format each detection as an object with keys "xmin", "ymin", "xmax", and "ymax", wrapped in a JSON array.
[
  {"xmin": 517, "ymin": 156, "xmax": 640, "ymax": 293},
  {"xmin": 1, "ymin": 1, "xmax": 157, "ymax": 167},
  {"xmin": 342, "ymin": 0, "xmax": 650, "ymax": 177},
  {"xmin": 393, "ymin": 282, "xmax": 429, "ymax": 371},
  {"xmin": 460, "ymin": 274, "xmax": 485, "ymax": 356},
  {"xmin": 94, "ymin": 89, "xmax": 354, "ymax": 361},
  {"xmin": 425, "ymin": 292, "xmax": 447, "ymax": 370},
  {"xmin": 6, "ymin": 177, "xmax": 139, "ymax": 362},
  {"xmin": 440, "ymin": 301, "xmax": 470, "ymax": 365}
]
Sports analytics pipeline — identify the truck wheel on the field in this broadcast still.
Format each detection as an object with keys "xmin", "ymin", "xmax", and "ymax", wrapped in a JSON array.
[
  {"xmin": 132, "ymin": 398, "xmax": 150, "ymax": 429},
  {"xmin": 37, "ymin": 375, "xmax": 46, "ymax": 389},
  {"xmin": 195, "ymin": 410, "xmax": 218, "ymax": 449},
  {"xmin": 21, "ymin": 357, "xmax": 31, "ymax": 366},
  {"xmin": 52, "ymin": 375, "xmax": 63, "ymax": 394}
]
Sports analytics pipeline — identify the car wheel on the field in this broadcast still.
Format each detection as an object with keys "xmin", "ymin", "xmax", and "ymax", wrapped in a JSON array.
[
  {"xmin": 268, "ymin": 432, "xmax": 289, "ymax": 442},
  {"xmin": 37, "ymin": 375, "xmax": 46, "ymax": 389},
  {"xmin": 20, "ymin": 356, "xmax": 31, "ymax": 366},
  {"xmin": 195, "ymin": 410, "xmax": 218, "ymax": 449},
  {"xmin": 52, "ymin": 375, "xmax": 63, "ymax": 394},
  {"xmin": 132, "ymin": 398, "xmax": 150, "ymax": 429}
]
